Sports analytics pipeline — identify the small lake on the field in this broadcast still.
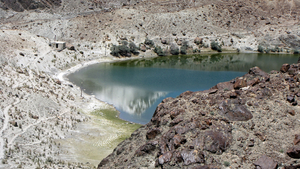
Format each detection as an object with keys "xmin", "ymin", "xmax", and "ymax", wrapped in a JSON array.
[{"xmin": 67, "ymin": 53, "xmax": 299, "ymax": 124}]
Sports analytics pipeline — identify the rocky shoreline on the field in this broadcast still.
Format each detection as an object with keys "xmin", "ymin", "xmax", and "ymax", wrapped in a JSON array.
[{"xmin": 98, "ymin": 62, "xmax": 300, "ymax": 169}]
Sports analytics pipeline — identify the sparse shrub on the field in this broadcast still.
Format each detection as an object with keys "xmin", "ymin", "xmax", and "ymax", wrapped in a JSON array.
[
  {"xmin": 154, "ymin": 46, "xmax": 165, "ymax": 56},
  {"xmin": 257, "ymin": 45, "xmax": 264, "ymax": 53},
  {"xmin": 265, "ymin": 48, "xmax": 270, "ymax": 54},
  {"xmin": 180, "ymin": 41, "xmax": 188, "ymax": 54},
  {"xmin": 110, "ymin": 45, "xmax": 119, "ymax": 57},
  {"xmin": 294, "ymin": 50, "xmax": 300, "ymax": 54},
  {"xmin": 118, "ymin": 41, "xmax": 131, "ymax": 57},
  {"xmin": 193, "ymin": 49, "xmax": 200, "ymax": 53},
  {"xmin": 110, "ymin": 41, "xmax": 132, "ymax": 57},
  {"xmin": 223, "ymin": 161, "xmax": 230, "ymax": 167},
  {"xmin": 210, "ymin": 41, "xmax": 222, "ymax": 52},
  {"xmin": 144, "ymin": 38, "xmax": 154, "ymax": 47},
  {"xmin": 274, "ymin": 46, "xmax": 280, "ymax": 52},
  {"xmin": 170, "ymin": 43, "xmax": 179, "ymax": 55},
  {"xmin": 129, "ymin": 42, "xmax": 139, "ymax": 55}
]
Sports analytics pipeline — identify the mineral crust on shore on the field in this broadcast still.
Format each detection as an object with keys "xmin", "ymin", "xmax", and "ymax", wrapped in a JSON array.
[{"xmin": 98, "ymin": 63, "xmax": 300, "ymax": 169}]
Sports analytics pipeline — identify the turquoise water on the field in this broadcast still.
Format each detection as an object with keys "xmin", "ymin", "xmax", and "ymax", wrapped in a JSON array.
[{"xmin": 67, "ymin": 53, "xmax": 299, "ymax": 124}]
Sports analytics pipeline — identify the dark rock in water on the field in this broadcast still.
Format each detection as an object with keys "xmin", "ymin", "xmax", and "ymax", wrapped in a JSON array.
[
  {"xmin": 253, "ymin": 155, "xmax": 278, "ymax": 169},
  {"xmin": 219, "ymin": 100, "xmax": 253, "ymax": 121},
  {"xmin": 287, "ymin": 146, "xmax": 300, "ymax": 158},
  {"xmin": 281, "ymin": 64, "xmax": 290, "ymax": 73}
]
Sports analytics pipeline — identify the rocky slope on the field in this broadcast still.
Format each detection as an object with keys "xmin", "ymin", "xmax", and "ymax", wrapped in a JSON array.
[
  {"xmin": 1, "ymin": 0, "xmax": 300, "ymax": 54},
  {"xmin": 1, "ymin": 0, "xmax": 300, "ymax": 168},
  {"xmin": 98, "ymin": 62, "xmax": 300, "ymax": 169}
]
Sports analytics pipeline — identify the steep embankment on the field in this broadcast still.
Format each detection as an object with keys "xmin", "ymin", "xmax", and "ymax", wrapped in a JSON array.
[{"xmin": 99, "ymin": 63, "xmax": 300, "ymax": 168}]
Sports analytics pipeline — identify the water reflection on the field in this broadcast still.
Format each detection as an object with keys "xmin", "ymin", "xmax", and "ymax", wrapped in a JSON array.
[
  {"xmin": 68, "ymin": 53, "xmax": 299, "ymax": 124},
  {"xmin": 93, "ymin": 85, "xmax": 167, "ymax": 115}
]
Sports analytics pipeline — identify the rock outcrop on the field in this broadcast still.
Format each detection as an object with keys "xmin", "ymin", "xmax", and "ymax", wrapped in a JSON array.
[
  {"xmin": 1, "ymin": 0, "xmax": 61, "ymax": 11},
  {"xmin": 98, "ymin": 62, "xmax": 300, "ymax": 168}
]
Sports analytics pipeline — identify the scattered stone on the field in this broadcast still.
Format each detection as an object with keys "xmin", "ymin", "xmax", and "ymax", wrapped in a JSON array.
[
  {"xmin": 56, "ymin": 80, "xmax": 62, "ymax": 85},
  {"xmin": 288, "ymin": 110, "xmax": 296, "ymax": 116},
  {"xmin": 287, "ymin": 146, "xmax": 300, "ymax": 158},
  {"xmin": 181, "ymin": 150, "xmax": 205, "ymax": 166},
  {"xmin": 287, "ymin": 95, "xmax": 295, "ymax": 103},
  {"xmin": 219, "ymin": 100, "xmax": 253, "ymax": 121},
  {"xmin": 253, "ymin": 155, "xmax": 278, "ymax": 169},
  {"xmin": 214, "ymin": 81, "xmax": 234, "ymax": 91},
  {"xmin": 254, "ymin": 131, "xmax": 266, "ymax": 141},
  {"xmin": 281, "ymin": 64, "xmax": 290, "ymax": 73},
  {"xmin": 158, "ymin": 151, "xmax": 172, "ymax": 165},
  {"xmin": 146, "ymin": 128, "xmax": 161, "ymax": 140},
  {"xmin": 294, "ymin": 134, "xmax": 300, "ymax": 145},
  {"xmin": 234, "ymin": 78, "xmax": 247, "ymax": 89},
  {"xmin": 194, "ymin": 37, "xmax": 203, "ymax": 45}
]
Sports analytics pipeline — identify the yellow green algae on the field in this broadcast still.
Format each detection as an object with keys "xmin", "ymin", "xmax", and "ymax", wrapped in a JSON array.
[{"xmin": 57, "ymin": 108, "xmax": 142, "ymax": 167}]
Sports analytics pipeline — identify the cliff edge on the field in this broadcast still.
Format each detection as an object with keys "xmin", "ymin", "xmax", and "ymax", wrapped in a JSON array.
[{"xmin": 98, "ymin": 62, "xmax": 300, "ymax": 168}]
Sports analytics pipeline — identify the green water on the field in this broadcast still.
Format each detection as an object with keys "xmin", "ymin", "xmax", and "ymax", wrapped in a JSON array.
[{"xmin": 67, "ymin": 53, "xmax": 299, "ymax": 124}]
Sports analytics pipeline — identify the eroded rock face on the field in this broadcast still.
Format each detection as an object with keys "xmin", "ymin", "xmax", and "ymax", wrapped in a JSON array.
[
  {"xmin": 1, "ymin": 0, "xmax": 61, "ymax": 12},
  {"xmin": 98, "ymin": 63, "xmax": 300, "ymax": 168}
]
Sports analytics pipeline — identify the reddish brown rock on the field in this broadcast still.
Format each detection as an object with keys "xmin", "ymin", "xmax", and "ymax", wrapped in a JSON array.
[
  {"xmin": 219, "ymin": 100, "xmax": 253, "ymax": 121},
  {"xmin": 248, "ymin": 67, "xmax": 270, "ymax": 81},
  {"xmin": 247, "ymin": 77, "xmax": 260, "ymax": 86},
  {"xmin": 281, "ymin": 64, "xmax": 290, "ymax": 73},
  {"xmin": 294, "ymin": 134, "xmax": 300, "ymax": 145},
  {"xmin": 234, "ymin": 78, "xmax": 247, "ymax": 89},
  {"xmin": 146, "ymin": 128, "xmax": 161, "ymax": 140},
  {"xmin": 204, "ymin": 131, "xmax": 231, "ymax": 154},
  {"xmin": 288, "ymin": 110, "xmax": 296, "ymax": 116},
  {"xmin": 287, "ymin": 146, "xmax": 300, "ymax": 158},
  {"xmin": 253, "ymin": 155, "xmax": 278, "ymax": 169}
]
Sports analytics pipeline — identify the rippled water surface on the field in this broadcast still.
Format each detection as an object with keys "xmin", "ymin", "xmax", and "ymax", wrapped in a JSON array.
[{"xmin": 67, "ymin": 53, "xmax": 299, "ymax": 124}]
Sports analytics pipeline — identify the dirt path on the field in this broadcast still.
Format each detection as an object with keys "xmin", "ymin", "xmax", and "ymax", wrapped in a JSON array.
[{"xmin": 0, "ymin": 98, "xmax": 20, "ymax": 159}]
